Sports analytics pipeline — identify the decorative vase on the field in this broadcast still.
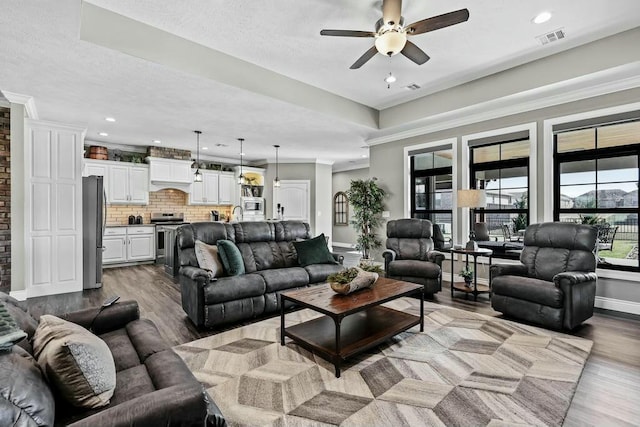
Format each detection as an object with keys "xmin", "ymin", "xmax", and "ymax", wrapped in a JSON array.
[
  {"xmin": 464, "ymin": 278, "xmax": 473, "ymax": 288},
  {"xmin": 330, "ymin": 268, "xmax": 379, "ymax": 295},
  {"xmin": 359, "ymin": 257, "xmax": 374, "ymax": 268}
]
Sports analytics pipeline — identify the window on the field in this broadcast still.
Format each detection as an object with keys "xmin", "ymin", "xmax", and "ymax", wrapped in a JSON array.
[
  {"xmin": 333, "ymin": 192, "xmax": 348, "ymax": 226},
  {"xmin": 410, "ymin": 148, "xmax": 453, "ymax": 240},
  {"xmin": 470, "ymin": 138, "xmax": 530, "ymax": 240},
  {"xmin": 554, "ymin": 119, "xmax": 640, "ymax": 270}
]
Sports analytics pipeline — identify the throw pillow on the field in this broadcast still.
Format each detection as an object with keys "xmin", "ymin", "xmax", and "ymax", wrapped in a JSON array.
[
  {"xmin": 216, "ymin": 240, "xmax": 246, "ymax": 276},
  {"xmin": 292, "ymin": 233, "xmax": 338, "ymax": 267},
  {"xmin": 0, "ymin": 300, "xmax": 27, "ymax": 351},
  {"xmin": 33, "ymin": 315, "xmax": 116, "ymax": 409},
  {"xmin": 194, "ymin": 240, "xmax": 224, "ymax": 278}
]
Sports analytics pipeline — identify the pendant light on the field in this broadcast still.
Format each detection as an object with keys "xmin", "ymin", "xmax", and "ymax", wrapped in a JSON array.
[
  {"xmin": 237, "ymin": 138, "xmax": 246, "ymax": 185},
  {"xmin": 273, "ymin": 144, "xmax": 281, "ymax": 188},
  {"xmin": 193, "ymin": 130, "xmax": 203, "ymax": 182}
]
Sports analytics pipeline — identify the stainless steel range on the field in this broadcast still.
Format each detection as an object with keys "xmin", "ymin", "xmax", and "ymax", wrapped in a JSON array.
[{"xmin": 151, "ymin": 213, "xmax": 188, "ymax": 268}]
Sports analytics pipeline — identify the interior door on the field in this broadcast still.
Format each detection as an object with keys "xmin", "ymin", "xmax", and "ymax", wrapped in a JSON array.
[{"xmin": 273, "ymin": 180, "xmax": 310, "ymax": 222}]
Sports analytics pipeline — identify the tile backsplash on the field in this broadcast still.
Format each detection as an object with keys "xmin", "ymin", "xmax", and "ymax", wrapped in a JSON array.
[{"xmin": 105, "ymin": 189, "xmax": 232, "ymax": 225}]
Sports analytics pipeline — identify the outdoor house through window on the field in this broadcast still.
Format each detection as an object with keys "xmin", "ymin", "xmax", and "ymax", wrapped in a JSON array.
[
  {"xmin": 554, "ymin": 116, "xmax": 640, "ymax": 271},
  {"xmin": 410, "ymin": 145, "xmax": 453, "ymax": 241},
  {"xmin": 470, "ymin": 135, "xmax": 530, "ymax": 241}
]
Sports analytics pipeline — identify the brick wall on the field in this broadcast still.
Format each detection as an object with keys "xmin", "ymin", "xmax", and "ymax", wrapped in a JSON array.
[
  {"xmin": 147, "ymin": 146, "xmax": 191, "ymax": 160},
  {"xmin": 105, "ymin": 189, "xmax": 232, "ymax": 225},
  {"xmin": 0, "ymin": 107, "xmax": 10, "ymax": 292}
]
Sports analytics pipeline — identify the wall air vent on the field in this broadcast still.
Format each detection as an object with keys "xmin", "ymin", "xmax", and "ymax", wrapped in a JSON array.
[
  {"xmin": 536, "ymin": 28, "xmax": 566, "ymax": 45},
  {"xmin": 405, "ymin": 83, "xmax": 421, "ymax": 90}
]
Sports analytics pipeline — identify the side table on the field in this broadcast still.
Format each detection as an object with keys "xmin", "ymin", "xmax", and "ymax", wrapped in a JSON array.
[{"xmin": 448, "ymin": 247, "xmax": 492, "ymax": 301}]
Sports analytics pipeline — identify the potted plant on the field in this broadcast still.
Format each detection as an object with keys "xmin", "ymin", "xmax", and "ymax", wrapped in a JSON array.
[
  {"xmin": 346, "ymin": 178, "xmax": 386, "ymax": 262},
  {"xmin": 327, "ymin": 267, "xmax": 379, "ymax": 295},
  {"xmin": 459, "ymin": 267, "xmax": 474, "ymax": 287}
]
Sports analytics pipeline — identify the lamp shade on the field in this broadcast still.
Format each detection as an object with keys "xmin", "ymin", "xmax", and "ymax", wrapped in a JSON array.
[{"xmin": 457, "ymin": 189, "xmax": 487, "ymax": 208}]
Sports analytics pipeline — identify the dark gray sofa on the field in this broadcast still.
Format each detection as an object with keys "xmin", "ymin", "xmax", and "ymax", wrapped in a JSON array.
[
  {"xmin": 0, "ymin": 293, "xmax": 225, "ymax": 426},
  {"xmin": 177, "ymin": 221, "xmax": 344, "ymax": 328}
]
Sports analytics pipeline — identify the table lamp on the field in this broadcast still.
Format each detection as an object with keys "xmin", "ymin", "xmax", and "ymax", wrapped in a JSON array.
[{"xmin": 457, "ymin": 189, "xmax": 487, "ymax": 251}]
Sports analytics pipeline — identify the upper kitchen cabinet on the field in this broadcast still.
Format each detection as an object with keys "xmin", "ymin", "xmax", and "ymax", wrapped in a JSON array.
[
  {"xmin": 82, "ymin": 159, "xmax": 109, "ymax": 195},
  {"xmin": 147, "ymin": 157, "xmax": 193, "ymax": 184},
  {"xmin": 189, "ymin": 170, "xmax": 219, "ymax": 205},
  {"xmin": 108, "ymin": 164, "xmax": 149, "ymax": 205},
  {"xmin": 218, "ymin": 172, "xmax": 235, "ymax": 205}
]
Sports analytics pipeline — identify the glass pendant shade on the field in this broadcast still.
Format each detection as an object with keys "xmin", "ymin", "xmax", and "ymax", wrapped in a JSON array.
[
  {"xmin": 273, "ymin": 144, "xmax": 281, "ymax": 188},
  {"xmin": 193, "ymin": 130, "xmax": 202, "ymax": 182},
  {"xmin": 375, "ymin": 31, "xmax": 407, "ymax": 56}
]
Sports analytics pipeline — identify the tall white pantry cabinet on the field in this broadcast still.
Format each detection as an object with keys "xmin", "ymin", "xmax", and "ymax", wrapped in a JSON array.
[{"xmin": 24, "ymin": 119, "xmax": 85, "ymax": 297}]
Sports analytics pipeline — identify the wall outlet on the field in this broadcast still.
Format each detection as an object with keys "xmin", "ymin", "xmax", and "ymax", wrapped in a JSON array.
[{"xmin": 382, "ymin": 211, "xmax": 390, "ymax": 218}]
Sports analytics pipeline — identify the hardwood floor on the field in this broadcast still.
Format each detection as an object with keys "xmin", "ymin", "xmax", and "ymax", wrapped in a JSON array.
[{"xmin": 27, "ymin": 265, "xmax": 640, "ymax": 426}]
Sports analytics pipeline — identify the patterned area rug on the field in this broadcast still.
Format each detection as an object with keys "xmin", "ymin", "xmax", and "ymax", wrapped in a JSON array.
[{"xmin": 174, "ymin": 298, "xmax": 592, "ymax": 426}]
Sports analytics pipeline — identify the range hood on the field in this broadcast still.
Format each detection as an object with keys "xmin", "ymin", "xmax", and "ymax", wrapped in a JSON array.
[{"xmin": 146, "ymin": 157, "xmax": 194, "ymax": 192}]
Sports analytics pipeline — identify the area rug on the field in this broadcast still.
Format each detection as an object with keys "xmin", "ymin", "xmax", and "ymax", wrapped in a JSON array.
[{"xmin": 174, "ymin": 298, "xmax": 593, "ymax": 427}]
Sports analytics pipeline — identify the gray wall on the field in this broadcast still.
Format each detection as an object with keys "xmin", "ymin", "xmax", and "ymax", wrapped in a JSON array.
[
  {"xmin": 370, "ymin": 87, "xmax": 640, "ymax": 303},
  {"xmin": 331, "ymin": 167, "xmax": 370, "ymax": 246},
  {"xmin": 315, "ymin": 164, "xmax": 333, "ymax": 245},
  {"xmin": 10, "ymin": 103, "xmax": 25, "ymax": 293}
]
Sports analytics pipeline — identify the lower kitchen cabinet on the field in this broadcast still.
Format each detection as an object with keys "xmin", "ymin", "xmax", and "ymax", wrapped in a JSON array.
[{"xmin": 103, "ymin": 226, "xmax": 155, "ymax": 265}]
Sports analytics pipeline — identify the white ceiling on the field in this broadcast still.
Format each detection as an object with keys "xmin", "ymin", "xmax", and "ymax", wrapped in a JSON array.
[{"xmin": 1, "ymin": 0, "xmax": 639, "ymax": 168}]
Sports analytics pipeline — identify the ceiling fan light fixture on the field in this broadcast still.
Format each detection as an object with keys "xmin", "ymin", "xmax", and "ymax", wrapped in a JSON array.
[{"xmin": 375, "ymin": 31, "xmax": 406, "ymax": 56}]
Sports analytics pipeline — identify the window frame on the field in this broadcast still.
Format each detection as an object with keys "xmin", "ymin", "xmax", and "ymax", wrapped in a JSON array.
[
  {"xmin": 470, "ymin": 138, "xmax": 531, "ymax": 236},
  {"xmin": 410, "ymin": 155, "xmax": 453, "ymax": 227},
  {"xmin": 553, "ymin": 123, "xmax": 640, "ymax": 272},
  {"xmin": 333, "ymin": 191, "xmax": 349, "ymax": 226}
]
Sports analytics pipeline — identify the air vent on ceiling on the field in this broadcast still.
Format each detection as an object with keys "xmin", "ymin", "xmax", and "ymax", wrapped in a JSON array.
[
  {"xmin": 405, "ymin": 83, "xmax": 421, "ymax": 91},
  {"xmin": 215, "ymin": 143, "xmax": 229, "ymax": 147},
  {"xmin": 536, "ymin": 28, "xmax": 566, "ymax": 45}
]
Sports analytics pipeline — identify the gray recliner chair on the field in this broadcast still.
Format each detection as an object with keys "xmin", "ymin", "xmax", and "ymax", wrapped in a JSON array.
[
  {"xmin": 490, "ymin": 222, "xmax": 598, "ymax": 330},
  {"xmin": 382, "ymin": 219, "xmax": 444, "ymax": 297}
]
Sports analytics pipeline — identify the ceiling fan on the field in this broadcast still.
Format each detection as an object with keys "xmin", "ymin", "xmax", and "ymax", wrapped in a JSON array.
[{"xmin": 320, "ymin": 0, "xmax": 469, "ymax": 69}]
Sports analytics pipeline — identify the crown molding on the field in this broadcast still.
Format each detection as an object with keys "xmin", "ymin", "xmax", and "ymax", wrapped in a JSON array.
[
  {"xmin": 1, "ymin": 90, "xmax": 39, "ymax": 119},
  {"xmin": 332, "ymin": 161, "xmax": 370, "ymax": 173},
  {"xmin": 366, "ymin": 62, "xmax": 640, "ymax": 146}
]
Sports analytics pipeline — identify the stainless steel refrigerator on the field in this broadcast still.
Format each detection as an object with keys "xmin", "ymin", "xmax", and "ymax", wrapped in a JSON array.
[{"xmin": 83, "ymin": 176, "xmax": 106, "ymax": 289}]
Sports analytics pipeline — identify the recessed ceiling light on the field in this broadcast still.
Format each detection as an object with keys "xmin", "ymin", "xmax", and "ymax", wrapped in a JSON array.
[
  {"xmin": 105, "ymin": 117, "xmax": 116, "ymax": 122},
  {"xmin": 240, "ymin": 152, "xmax": 245, "ymax": 156},
  {"xmin": 533, "ymin": 11, "xmax": 552, "ymax": 24},
  {"xmin": 152, "ymin": 139, "xmax": 161, "ymax": 144},
  {"xmin": 203, "ymin": 147, "xmax": 208, "ymax": 150},
  {"xmin": 98, "ymin": 132, "xmax": 108, "ymax": 136},
  {"xmin": 361, "ymin": 154, "xmax": 368, "ymax": 158}
]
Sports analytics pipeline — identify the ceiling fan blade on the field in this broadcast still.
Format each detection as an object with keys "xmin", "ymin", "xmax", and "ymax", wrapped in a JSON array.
[
  {"xmin": 320, "ymin": 29, "xmax": 376, "ymax": 38},
  {"xmin": 382, "ymin": 0, "xmax": 403, "ymax": 26},
  {"xmin": 401, "ymin": 40, "xmax": 430, "ymax": 65},
  {"xmin": 406, "ymin": 8, "xmax": 470, "ymax": 36},
  {"xmin": 350, "ymin": 46, "xmax": 379, "ymax": 69}
]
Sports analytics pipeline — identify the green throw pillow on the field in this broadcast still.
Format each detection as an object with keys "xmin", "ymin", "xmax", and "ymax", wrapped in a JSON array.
[
  {"xmin": 293, "ymin": 234, "xmax": 338, "ymax": 267},
  {"xmin": 216, "ymin": 240, "xmax": 246, "ymax": 276}
]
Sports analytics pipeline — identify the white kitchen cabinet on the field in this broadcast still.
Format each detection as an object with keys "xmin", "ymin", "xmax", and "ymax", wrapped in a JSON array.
[
  {"xmin": 189, "ymin": 170, "xmax": 220, "ymax": 205},
  {"xmin": 108, "ymin": 164, "xmax": 149, "ymax": 205},
  {"xmin": 103, "ymin": 226, "xmax": 155, "ymax": 265},
  {"xmin": 273, "ymin": 180, "xmax": 310, "ymax": 222},
  {"xmin": 147, "ymin": 157, "xmax": 193, "ymax": 183},
  {"xmin": 218, "ymin": 172, "xmax": 235, "ymax": 205},
  {"xmin": 103, "ymin": 227, "xmax": 127, "ymax": 264}
]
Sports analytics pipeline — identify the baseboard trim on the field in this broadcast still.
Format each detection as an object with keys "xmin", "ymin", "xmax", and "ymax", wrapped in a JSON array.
[
  {"xmin": 332, "ymin": 242, "xmax": 356, "ymax": 249},
  {"xmin": 595, "ymin": 296, "xmax": 640, "ymax": 315},
  {"xmin": 9, "ymin": 290, "xmax": 27, "ymax": 301}
]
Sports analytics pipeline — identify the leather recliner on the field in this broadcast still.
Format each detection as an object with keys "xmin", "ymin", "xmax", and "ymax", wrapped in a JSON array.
[
  {"xmin": 490, "ymin": 222, "xmax": 598, "ymax": 330},
  {"xmin": 382, "ymin": 219, "xmax": 444, "ymax": 297}
]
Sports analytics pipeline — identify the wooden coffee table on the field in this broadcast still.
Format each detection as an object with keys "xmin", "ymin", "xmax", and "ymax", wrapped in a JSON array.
[{"xmin": 280, "ymin": 278, "xmax": 424, "ymax": 378}]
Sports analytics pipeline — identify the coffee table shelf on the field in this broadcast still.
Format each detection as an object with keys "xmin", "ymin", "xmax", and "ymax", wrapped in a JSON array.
[
  {"xmin": 280, "ymin": 278, "xmax": 424, "ymax": 377},
  {"xmin": 284, "ymin": 305, "xmax": 420, "ymax": 360}
]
